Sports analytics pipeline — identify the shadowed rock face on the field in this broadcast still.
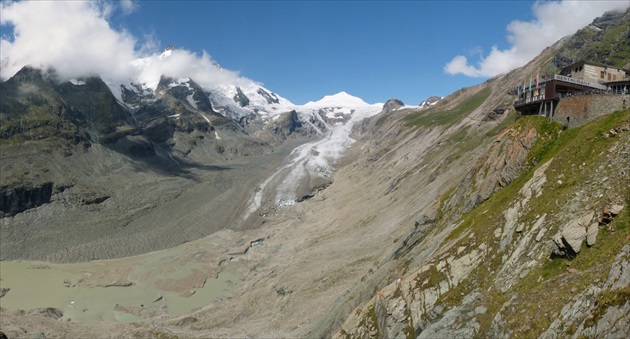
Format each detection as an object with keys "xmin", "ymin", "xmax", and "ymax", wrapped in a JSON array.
[
  {"xmin": 0, "ymin": 182, "xmax": 53, "ymax": 217},
  {"xmin": 55, "ymin": 77, "xmax": 132, "ymax": 136},
  {"xmin": 233, "ymin": 87, "xmax": 250, "ymax": 107},
  {"xmin": 0, "ymin": 67, "xmax": 131, "ymax": 144},
  {"xmin": 257, "ymin": 88, "xmax": 280, "ymax": 104},
  {"xmin": 156, "ymin": 76, "xmax": 217, "ymax": 114},
  {"xmin": 272, "ymin": 110, "xmax": 303, "ymax": 138}
]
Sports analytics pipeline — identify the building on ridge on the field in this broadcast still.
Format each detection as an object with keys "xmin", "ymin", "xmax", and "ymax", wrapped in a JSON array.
[{"xmin": 513, "ymin": 61, "xmax": 629, "ymax": 124}]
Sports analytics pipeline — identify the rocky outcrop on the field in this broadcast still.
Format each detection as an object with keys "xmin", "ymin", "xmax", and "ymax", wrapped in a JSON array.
[
  {"xmin": 267, "ymin": 110, "xmax": 305, "ymax": 141},
  {"xmin": 445, "ymin": 122, "xmax": 540, "ymax": 217},
  {"xmin": 586, "ymin": 222, "xmax": 599, "ymax": 246},
  {"xmin": 382, "ymin": 99, "xmax": 404, "ymax": 112},
  {"xmin": 336, "ymin": 242, "xmax": 490, "ymax": 338},
  {"xmin": 600, "ymin": 204, "xmax": 624, "ymax": 224},
  {"xmin": 551, "ymin": 211, "xmax": 594, "ymax": 258},
  {"xmin": 29, "ymin": 308, "xmax": 63, "ymax": 320},
  {"xmin": 552, "ymin": 204, "xmax": 625, "ymax": 253},
  {"xmin": 257, "ymin": 88, "xmax": 280, "ymax": 105},
  {"xmin": 233, "ymin": 87, "xmax": 250, "ymax": 107},
  {"xmin": 390, "ymin": 210, "xmax": 438, "ymax": 260},
  {"xmin": 541, "ymin": 244, "xmax": 630, "ymax": 338},
  {"xmin": 419, "ymin": 96, "xmax": 441, "ymax": 109},
  {"xmin": 554, "ymin": 8, "xmax": 629, "ymax": 68},
  {"xmin": 0, "ymin": 182, "xmax": 54, "ymax": 217}
]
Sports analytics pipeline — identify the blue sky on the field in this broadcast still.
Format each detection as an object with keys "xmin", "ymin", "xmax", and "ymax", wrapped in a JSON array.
[
  {"xmin": 2, "ymin": 1, "xmax": 628, "ymax": 105},
  {"xmin": 116, "ymin": 1, "xmax": 534, "ymax": 104}
]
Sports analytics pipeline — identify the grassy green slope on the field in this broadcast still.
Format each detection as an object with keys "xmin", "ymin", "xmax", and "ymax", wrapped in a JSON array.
[
  {"xmin": 404, "ymin": 87, "xmax": 492, "ymax": 128},
  {"xmin": 432, "ymin": 109, "xmax": 630, "ymax": 336}
]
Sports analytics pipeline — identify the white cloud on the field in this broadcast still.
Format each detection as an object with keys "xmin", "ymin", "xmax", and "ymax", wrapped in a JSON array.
[
  {"xmin": 443, "ymin": 55, "xmax": 483, "ymax": 77},
  {"xmin": 0, "ymin": 1, "xmax": 137, "ymax": 82},
  {"xmin": 0, "ymin": 0, "xmax": 247, "ymax": 98},
  {"xmin": 93, "ymin": 0, "xmax": 138, "ymax": 18},
  {"xmin": 132, "ymin": 49, "xmax": 244, "ymax": 91},
  {"xmin": 119, "ymin": 0, "xmax": 138, "ymax": 16},
  {"xmin": 444, "ymin": 0, "xmax": 630, "ymax": 78}
]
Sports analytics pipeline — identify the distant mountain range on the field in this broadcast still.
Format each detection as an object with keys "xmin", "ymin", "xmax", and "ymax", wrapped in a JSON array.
[{"xmin": 0, "ymin": 48, "xmax": 400, "ymax": 223}]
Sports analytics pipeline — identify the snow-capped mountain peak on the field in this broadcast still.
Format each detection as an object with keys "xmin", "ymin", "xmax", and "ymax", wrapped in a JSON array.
[
  {"xmin": 159, "ymin": 45, "xmax": 175, "ymax": 60},
  {"xmin": 304, "ymin": 91, "xmax": 369, "ymax": 108},
  {"xmin": 207, "ymin": 82, "xmax": 295, "ymax": 119}
]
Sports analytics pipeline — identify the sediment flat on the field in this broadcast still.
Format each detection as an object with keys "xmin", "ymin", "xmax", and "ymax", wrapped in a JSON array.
[{"xmin": 0, "ymin": 139, "xmax": 309, "ymax": 263}]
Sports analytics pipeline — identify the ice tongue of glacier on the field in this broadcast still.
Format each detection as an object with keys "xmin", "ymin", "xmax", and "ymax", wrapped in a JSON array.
[{"xmin": 242, "ymin": 97, "xmax": 383, "ymax": 221}]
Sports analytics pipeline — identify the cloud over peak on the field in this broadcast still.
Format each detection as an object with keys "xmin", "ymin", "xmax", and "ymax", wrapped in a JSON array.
[
  {"xmin": 1, "ymin": 1, "xmax": 137, "ymax": 82},
  {"xmin": 444, "ymin": 0, "xmax": 629, "ymax": 78},
  {"xmin": 0, "ymin": 0, "xmax": 246, "ymax": 96}
]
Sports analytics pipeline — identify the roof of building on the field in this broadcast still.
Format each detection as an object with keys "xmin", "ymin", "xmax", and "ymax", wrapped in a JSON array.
[
  {"xmin": 603, "ymin": 79, "xmax": 630, "ymax": 86},
  {"xmin": 561, "ymin": 60, "xmax": 630, "ymax": 74}
]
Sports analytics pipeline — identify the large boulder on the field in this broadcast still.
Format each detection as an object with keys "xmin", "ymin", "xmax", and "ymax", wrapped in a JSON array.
[
  {"xmin": 551, "ymin": 211, "xmax": 594, "ymax": 258},
  {"xmin": 586, "ymin": 222, "xmax": 599, "ymax": 246}
]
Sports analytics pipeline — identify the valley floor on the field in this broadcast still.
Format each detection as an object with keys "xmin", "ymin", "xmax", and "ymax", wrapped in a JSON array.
[
  {"xmin": 0, "ymin": 138, "xmax": 308, "ymax": 263},
  {"xmin": 0, "ymin": 120, "xmax": 398, "ymax": 337}
]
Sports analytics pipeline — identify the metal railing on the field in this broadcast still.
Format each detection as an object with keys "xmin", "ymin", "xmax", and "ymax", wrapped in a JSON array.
[{"xmin": 514, "ymin": 89, "xmax": 621, "ymax": 107}]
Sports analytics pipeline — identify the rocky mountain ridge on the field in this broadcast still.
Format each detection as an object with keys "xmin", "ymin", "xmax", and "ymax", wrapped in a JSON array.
[
  {"xmin": 0, "ymin": 59, "xmax": 387, "ymax": 261},
  {"xmin": 0, "ymin": 59, "xmax": 389, "ymax": 218},
  {"xmin": 553, "ymin": 7, "xmax": 630, "ymax": 71}
]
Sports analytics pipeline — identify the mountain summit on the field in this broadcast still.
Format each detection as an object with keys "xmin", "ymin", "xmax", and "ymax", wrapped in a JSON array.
[{"xmin": 304, "ymin": 91, "xmax": 370, "ymax": 108}]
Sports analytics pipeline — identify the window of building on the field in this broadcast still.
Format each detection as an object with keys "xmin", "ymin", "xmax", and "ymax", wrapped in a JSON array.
[
  {"xmin": 601, "ymin": 71, "xmax": 605, "ymax": 78},
  {"xmin": 608, "ymin": 73, "xmax": 612, "ymax": 80},
  {"xmin": 613, "ymin": 75, "xmax": 617, "ymax": 80}
]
